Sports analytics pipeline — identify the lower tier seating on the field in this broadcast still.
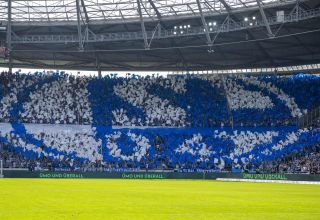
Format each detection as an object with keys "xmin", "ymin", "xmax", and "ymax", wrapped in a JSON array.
[{"xmin": 0, "ymin": 123, "xmax": 319, "ymax": 172}]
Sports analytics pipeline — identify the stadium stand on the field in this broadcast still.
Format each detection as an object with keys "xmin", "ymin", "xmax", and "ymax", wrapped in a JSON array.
[
  {"xmin": 0, "ymin": 71, "xmax": 319, "ymax": 173},
  {"xmin": 260, "ymin": 143, "xmax": 320, "ymax": 174}
]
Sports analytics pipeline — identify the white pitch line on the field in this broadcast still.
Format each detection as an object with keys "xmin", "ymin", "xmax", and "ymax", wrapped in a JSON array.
[{"xmin": 216, "ymin": 178, "xmax": 320, "ymax": 185}]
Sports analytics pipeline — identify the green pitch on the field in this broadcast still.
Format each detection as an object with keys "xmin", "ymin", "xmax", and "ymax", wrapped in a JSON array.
[{"xmin": 0, "ymin": 179, "xmax": 319, "ymax": 220}]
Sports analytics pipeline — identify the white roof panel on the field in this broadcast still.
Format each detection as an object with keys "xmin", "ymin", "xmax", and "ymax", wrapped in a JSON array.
[{"xmin": 0, "ymin": 0, "xmax": 293, "ymax": 22}]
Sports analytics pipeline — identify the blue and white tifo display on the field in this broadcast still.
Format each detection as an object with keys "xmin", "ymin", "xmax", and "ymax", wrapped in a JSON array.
[{"xmin": 0, "ymin": 71, "xmax": 319, "ymax": 172}]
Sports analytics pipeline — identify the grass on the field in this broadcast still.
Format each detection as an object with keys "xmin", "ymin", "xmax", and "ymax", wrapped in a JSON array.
[{"xmin": 0, "ymin": 179, "xmax": 319, "ymax": 220}]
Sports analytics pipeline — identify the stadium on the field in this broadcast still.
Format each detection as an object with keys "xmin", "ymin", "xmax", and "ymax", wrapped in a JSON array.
[{"xmin": 0, "ymin": 0, "xmax": 320, "ymax": 219}]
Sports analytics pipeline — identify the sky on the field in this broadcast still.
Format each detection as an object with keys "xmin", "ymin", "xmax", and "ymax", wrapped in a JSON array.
[{"xmin": 1, "ymin": 65, "xmax": 317, "ymax": 77}]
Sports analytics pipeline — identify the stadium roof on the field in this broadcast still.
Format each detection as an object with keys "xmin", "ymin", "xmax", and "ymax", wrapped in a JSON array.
[
  {"xmin": 0, "ymin": 0, "xmax": 320, "ymax": 71},
  {"xmin": 0, "ymin": 0, "xmax": 292, "ymax": 23}
]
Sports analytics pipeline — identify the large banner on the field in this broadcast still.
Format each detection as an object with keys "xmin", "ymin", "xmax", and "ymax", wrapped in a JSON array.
[{"xmin": 3, "ymin": 170, "xmax": 320, "ymax": 182}]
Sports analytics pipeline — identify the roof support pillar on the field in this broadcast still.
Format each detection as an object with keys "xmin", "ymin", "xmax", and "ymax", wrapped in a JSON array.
[
  {"xmin": 147, "ymin": 0, "xmax": 162, "ymax": 21},
  {"xmin": 292, "ymin": 0, "xmax": 305, "ymax": 20},
  {"xmin": 76, "ymin": 0, "xmax": 84, "ymax": 51},
  {"xmin": 96, "ymin": 55, "xmax": 101, "ymax": 78},
  {"xmin": 80, "ymin": 0, "xmax": 89, "ymax": 24},
  {"xmin": 7, "ymin": 0, "xmax": 12, "ymax": 73},
  {"xmin": 219, "ymin": 0, "xmax": 232, "ymax": 12},
  {"xmin": 148, "ymin": 0, "xmax": 170, "ymax": 33},
  {"xmin": 196, "ymin": 0, "xmax": 212, "ymax": 46},
  {"xmin": 256, "ymin": 0, "xmax": 274, "ymax": 37},
  {"xmin": 137, "ymin": 0, "xmax": 149, "ymax": 50}
]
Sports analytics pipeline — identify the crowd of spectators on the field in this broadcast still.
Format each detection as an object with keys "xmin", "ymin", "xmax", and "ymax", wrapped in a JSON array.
[
  {"xmin": 32, "ymin": 130, "xmax": 102, "ymax": 162},
  {"xmin": 89, "ymin": 74, "xmax": 230, "ymax": 127},
  {"xmin": 224, "ymin": 77, "xmax": 274, "ymax": 110},
  {"xmin": 0, "ymin": 71, "xmax": 318, "ymax": 127},
  {"xmin": 0, "ymin": 71, "xmax": 93, "ymax": 125},
  {"xmin": 113, "ymin": 77, "xmax": 187, "ymax": 127},
  {"xmin": 225, "ymin": 74, "xmax": 318, "ymax": 126},
  {"xmin": 0, "ymin": 71, "xmax": 318, "ymax": 173},
  {"xmin": 0, "ymin": 125, "xmax": 319, "ymax": 173},
  {"xmin": 0, "ymin": 72, "xmax": 35, "ymax": 122},
  {"xmin": 21, "ymin": 74, "xmax": 93, "ymax": 124},
  {"xmin": 260, "ymin": 143, "xmax": 320, "ymax": 174}
]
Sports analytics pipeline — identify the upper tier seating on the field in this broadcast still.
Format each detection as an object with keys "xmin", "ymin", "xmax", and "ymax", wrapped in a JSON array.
[{"xmin": 0, "ymin": 71, "xmax": 319, "ymax": 127}]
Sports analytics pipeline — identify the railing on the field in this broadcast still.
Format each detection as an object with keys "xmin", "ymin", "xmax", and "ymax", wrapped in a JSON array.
[
  {"xmin": 0, "ymin": 160, "xmax": 3, "ymax": 178},
  {"xmin": 11, "ymin": 7, "xmax": 320, "ymax": 44},
  {"xmin": 219, "ymin": 74, "xmax": 234, "ymax": 129},
  {"xmin": 298, "ymin": 106, "xmax": 320, "ymax": 128}
]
